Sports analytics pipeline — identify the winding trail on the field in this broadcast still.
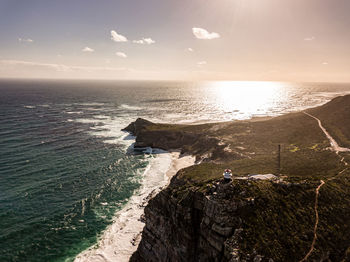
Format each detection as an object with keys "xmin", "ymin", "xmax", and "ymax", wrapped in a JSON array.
[
  {"xmin": 299, "ymin": 180, "xmax": 325, "ymax": 262},
  {"xmin": 303, "ymin": 112, "xmax": 350, "ymax": 153},
  {"xmin": 299, "ymin": 112, "xmax": 350, "ymax": 261}
]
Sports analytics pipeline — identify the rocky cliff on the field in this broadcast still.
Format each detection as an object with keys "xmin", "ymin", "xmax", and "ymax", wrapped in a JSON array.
[
  {"xmin": 123, "ymin": 118, "xmax": 238, "ymax": 163},
  {"xmin": 126, "ymin": 95, "xmax": 350, "ymax": 262},
  {"xmin": 130, "ymin": 169, "xmax": 350, "ymax": 262}
]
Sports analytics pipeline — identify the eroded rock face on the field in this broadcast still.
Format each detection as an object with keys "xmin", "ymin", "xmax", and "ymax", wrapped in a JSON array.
[
  {"xmin": 131, "ymin": 173, "xmax": 350, "ymax": 262},
  {"xmin": 130, "ymin": 177, "xmax": 254, "ymax": 262},
  {"xmin": 125, "ymin": 108, "xmax": 350, "ymax": 261}
]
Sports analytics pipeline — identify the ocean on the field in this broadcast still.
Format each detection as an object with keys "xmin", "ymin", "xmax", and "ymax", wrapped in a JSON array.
[{"xmin": 1, "ymin": 79, "xmax": 350, "ymax": 262}]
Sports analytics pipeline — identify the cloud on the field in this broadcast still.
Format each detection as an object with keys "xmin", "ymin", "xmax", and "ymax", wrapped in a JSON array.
[
  {"xmin": 197, "ymin": 61, "xmax": 207, "ymax": 66},
  {"xmin": 133, "ymin": 40, "xmax": 143, "ymax": 44},
  {"xmin": 304, "ymin": 36, "xmax": 315, "ymax": 41},
  {"xmin": 133, "ymin": 38, "xmax": 156, "ymax": 45},
  {"xmin": 111, "ymin": 30, "xmax": 128, "ymax": 42},
  {"xmin": 82, "ymin": 47, "xmax": 94, "ymax": 52},
  {"xmin": 1, "ymin": 60, "xmax": 71, "ymax": 72},
  {"xmin": 188, "ymin": 48, "xmax": 194, "ymax": 52},
  {"xmin": 322, "ymin": 62, "xmax": 328, "ymax": 65},
  {"xmin": 116, "ymin": 52, "xmax": 127, "ymax": 58},
  {"xmin": 192, "ymin": 27, "xmax": 220, "ymax": 40},
  {"xmin": 0, "ymin": 59, "xmax": 128, "ymax": 72},
  {"xmin": 18, "ymin": 38, "xmax": 33, "ymax": 43}
]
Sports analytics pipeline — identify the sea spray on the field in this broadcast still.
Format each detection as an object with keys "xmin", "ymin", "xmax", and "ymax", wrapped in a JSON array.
[
  {"xmin": 1, "ymin": 80, "xmax": 350, "ymax": 261},
  {"xmin": 75, "ymin": 152, "xmax": 195, "ymax": 262}
]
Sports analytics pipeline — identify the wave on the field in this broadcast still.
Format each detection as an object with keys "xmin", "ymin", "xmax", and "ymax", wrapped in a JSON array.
[
  {"xmin": 74, "ymin": 115, "xmax": 136, "ymax": 148},
  {"xmin": 77, "ymin": 102, "xmax": 106, "ymax": 106},
  {"xmin": 119, "ymin": 104, "xmax": 142, "ymax": 111},
  {"xmin": 66, "ymin": 111, "xmax": 84, "ymax": 114},
  {"xmin": 142, "ymin": 99, "xmax": 186, "ymax": 103},
  {"xmin": 75, "ymin": 152, "xmax": 195, "ymax": 262}
]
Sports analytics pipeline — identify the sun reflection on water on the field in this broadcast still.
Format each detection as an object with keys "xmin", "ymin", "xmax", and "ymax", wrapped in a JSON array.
[{"xmin": 203, "ymin": 81, "xmax": 292, "ymax": 119}]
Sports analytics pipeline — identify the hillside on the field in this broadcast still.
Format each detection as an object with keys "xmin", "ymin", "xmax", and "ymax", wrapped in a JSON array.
[{"xmin": 126, "ymin": 95, "xmax": 350, "ymax": 261}]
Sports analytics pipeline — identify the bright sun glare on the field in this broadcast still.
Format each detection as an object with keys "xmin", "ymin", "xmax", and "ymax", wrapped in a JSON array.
[{"xmin": 206, "ymin": 81, "xmax": 289, "ymax": 118}]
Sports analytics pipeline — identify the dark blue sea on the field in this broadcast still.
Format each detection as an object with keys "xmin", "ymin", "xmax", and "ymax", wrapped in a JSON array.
[{"xmin": 1, "ymin": 79, "xmax": 350, "ymax": 261}]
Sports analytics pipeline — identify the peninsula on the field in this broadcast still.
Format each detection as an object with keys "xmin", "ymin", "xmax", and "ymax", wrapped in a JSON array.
[{"xmin": 124, "ymin": 95, "xmax": 350, "ymax": 262}]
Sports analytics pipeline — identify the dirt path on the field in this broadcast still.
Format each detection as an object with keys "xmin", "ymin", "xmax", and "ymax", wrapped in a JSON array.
[
  {"xmin": 303, "ymin": 112, "xmax": 350, "ymax": 153},
  {"xmin": 299, "ymin": 112, "xmax": 350, "ymax": 261},
  {"xmin": 304, "ymin": 111, "xmax": 349, "ymax": 178},
  {"xmin": 299, "ymin": 180, "xmax": 325, "ymax": 262}
]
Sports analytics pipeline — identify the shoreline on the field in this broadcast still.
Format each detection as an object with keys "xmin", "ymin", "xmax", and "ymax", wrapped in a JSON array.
[
  {"xmin": 130, "ymin": 94, "xmax": 350, "ymax": 261},
  {"xmin": 165, "ymin": 151, "xmax": 197, "ymax": 179},
  {"xmin": 74, "ymin": 93, "xmax": 350, "ymax": 262},
  {"xmin": 74, "ymin": 151, "xmax": 195, "ymax": 262}
]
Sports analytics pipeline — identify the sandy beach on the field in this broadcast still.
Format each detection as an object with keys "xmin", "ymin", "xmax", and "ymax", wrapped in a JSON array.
[{"xmin": 74, "ymin": 151, "xmax": 195, "ymax": 262}]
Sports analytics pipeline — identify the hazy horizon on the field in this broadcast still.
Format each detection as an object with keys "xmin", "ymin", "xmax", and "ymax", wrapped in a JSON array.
[{"xmin": 1, "ymin": 0, "xmax": 349, "ymax": 82}]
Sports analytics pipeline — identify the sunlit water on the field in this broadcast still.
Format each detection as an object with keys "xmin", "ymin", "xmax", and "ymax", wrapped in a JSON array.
[{"xmin": 0, "ymin": 80, "xmax": 350, "ymax": 261}]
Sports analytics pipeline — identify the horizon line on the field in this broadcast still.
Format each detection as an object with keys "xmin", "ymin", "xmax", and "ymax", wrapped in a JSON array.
[{"xmin": 0, "ymin": 77, "xmax": 349, "ymax": 84}]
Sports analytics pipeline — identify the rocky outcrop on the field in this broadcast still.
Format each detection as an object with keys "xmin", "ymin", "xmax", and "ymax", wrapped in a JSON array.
[
  {"xmin": 130, "ymin": 177, "xmax": 252, "ymax": 262},
  {"xmin": 126, "ymin": 96, "xmax": 350, "ymax": 262},
  {"xmin": 123, "ymin": 118, "xmax": 239, "ymax": 162},
  {"xmin": 131, "ymin": 172, "xmax": 350, "ymax": 262}
]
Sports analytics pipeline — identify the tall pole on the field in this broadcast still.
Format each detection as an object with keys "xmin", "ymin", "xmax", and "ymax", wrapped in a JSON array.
[{"xmin": 277, "ymin": 144, "xmax": 281, "ymax": 176}]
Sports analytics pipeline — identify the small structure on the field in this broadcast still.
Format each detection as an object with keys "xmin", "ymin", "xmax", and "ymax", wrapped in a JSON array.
[
  {"xmin": 223, "ymin": 169, "xmax": 233, "ymax": 182},
  {"xmin": 234, "ymin": 173, "xmax": 278, "ymax": 181}
]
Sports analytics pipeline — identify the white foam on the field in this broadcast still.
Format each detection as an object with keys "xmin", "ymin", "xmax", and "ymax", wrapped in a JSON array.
[
  {"xmin": 93, "ymin": 115, "xmax": 110, "ymax": 120},
  {"xmin": 72, "ymin": 88, "xmax": 350, "ymax": 262},
  {"xmin": 66, "ymin": 111, "xmax": 84, "ymax": 114},
  {"xmin": 119, "ymin": 104, "xmax": 142, "ymax": 111},
  {"xmin": 78, "ymin": 102, "xmax": 106, "ymax": 106},
  {"xmin": 75, "ymin": 152, "xmax": 195, "ymax": 262},
  {"xmin": 39, "ymin": 104, "xmax": 50, "ymax": 108},
  {"xmin": 74, "ymin": 114, "xmax": 137, "ymax": 148},
  {"xmin": 75, "ymin": 118, "xmax": 104, "ymax": 124}
]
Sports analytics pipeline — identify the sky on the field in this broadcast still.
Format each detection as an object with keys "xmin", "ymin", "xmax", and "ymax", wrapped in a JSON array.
[{"xmin": 0, "ymin": 0, "xmax": 349, "ymax": 82}]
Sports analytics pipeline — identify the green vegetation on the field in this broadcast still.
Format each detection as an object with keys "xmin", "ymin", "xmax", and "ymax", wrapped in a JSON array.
[
  {"xmin": 308, "ymin": 95, "xmax": 350, "ymax": 148},
  {"xmin": 130, "ymin": 95, "xmax": 350, "ymax": 261},
  {"xmin": 237, "ymin": 180, "xmax": 316, "ymax": 261}
]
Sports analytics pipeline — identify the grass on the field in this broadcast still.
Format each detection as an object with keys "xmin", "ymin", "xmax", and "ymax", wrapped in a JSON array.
[
  {"xmin": 308, "ymin": 95, "xmax": 350, "ymax": 148},
  {"xmin": 132, "ymin": 95, "xmax": 350, "ymax": 261}
]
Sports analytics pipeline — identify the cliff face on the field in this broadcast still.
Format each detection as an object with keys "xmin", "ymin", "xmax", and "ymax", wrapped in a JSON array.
[
  {"xmin": 130, "ymin": 176, "xmax": 250, "ymax": 262},
  {"xmin": 131, "ymin": 172, "xmax": 350, "ymax": 262},
  {"xmin": 126, "ymin": 96, "xmax": 350, "ymax": 261},
  {"xmin": 130, "ymin": 173, "xmax": 325, "ymax": 262}
]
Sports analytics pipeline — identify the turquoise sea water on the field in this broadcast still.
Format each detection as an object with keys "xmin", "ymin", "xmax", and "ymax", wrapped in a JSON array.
[{"xmin": 1, "ymin": 80, "xmax": 350, "ymax": 261}]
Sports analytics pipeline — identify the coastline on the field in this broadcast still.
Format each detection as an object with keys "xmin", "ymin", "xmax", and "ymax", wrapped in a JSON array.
[
  {"xmin": 130, "ymin": 94, "xmax": 350, "ymax": 261},
  {"xmin": 165, "ymin": 151, "xmax": 197, "ymax": 179},
  {"xmin": 74, "ymin": 151, "xmax": 195, "ymax": 262},
  {"xmin": 3, "ymin": 80, "xmax": 350, "ymax": 261},
  {"xmin": 75, "ymin": 93, "xmax": 350, "ymax": 262}
]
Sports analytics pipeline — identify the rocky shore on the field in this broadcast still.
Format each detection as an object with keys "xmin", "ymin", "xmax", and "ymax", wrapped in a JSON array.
[{"xmin": 126, "ymin": 95, "xmax": 350, "ymax": 262}]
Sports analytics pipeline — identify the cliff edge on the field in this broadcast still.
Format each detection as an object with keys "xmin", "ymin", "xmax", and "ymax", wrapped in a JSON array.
[{"xmin": 127, "ymin": 95, "xmax": 350, "ymax": 261}]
